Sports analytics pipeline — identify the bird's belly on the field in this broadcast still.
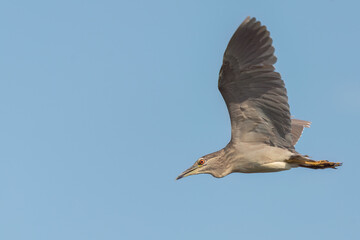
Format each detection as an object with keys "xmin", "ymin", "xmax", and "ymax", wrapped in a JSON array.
[
  {"xmin": 234, "ymin": 161, "xmax": 292, "ymax": 173},
  {"xmin": 231, "ymin": 144, "xmax": 293, "ymax": 173}
]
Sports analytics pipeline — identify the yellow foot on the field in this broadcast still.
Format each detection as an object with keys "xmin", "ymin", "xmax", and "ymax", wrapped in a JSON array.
[{"xmin": 300, "ymin": 160, "xmax": 342, "ymax": 169}]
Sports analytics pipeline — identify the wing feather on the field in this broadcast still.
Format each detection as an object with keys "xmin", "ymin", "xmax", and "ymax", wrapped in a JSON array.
[{"xmin": 218, "ymin": 17, "xmax": 293, "ymax": 149}]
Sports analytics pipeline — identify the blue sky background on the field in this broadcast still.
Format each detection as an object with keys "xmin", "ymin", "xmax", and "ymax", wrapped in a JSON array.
[{"xmin": 1, "ymin": 0, "xmax": 359, "ymax": 239}]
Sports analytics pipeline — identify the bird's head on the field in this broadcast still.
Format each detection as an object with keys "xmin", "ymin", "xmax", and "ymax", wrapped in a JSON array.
[{"xmin": 176, "ymin": 150, "xmax": 229, "ymax": 180}]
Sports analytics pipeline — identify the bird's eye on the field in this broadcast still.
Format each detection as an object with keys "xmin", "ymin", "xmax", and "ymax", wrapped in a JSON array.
[{"xmin": 198, "ymin": 159, "xmax": 205, "ymax": 165}]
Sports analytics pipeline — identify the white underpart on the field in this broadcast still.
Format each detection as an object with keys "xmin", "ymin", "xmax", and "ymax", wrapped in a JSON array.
[{"xmin": 258, "ymin": 162, "xmax": 292, "ymax": 172}]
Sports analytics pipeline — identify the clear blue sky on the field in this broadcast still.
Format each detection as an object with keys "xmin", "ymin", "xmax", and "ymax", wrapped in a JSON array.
[{"xmin": 1, "ymin": 0, "xmax": 359, "ymax": 239}]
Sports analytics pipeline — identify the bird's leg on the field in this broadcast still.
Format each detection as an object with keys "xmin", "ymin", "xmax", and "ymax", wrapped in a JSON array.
[
  {"xmin": 286, "ymin": 155, "xmax": 342, "ymax": 169},
  {"xmin": 299, "ymin": 160, "xmax": 342, "ymax": 169}
]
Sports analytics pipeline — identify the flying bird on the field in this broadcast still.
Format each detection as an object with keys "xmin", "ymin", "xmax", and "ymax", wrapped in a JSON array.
[{"xmin": 177, "ymin": 17, "xmax": 342, "ymax": 180}]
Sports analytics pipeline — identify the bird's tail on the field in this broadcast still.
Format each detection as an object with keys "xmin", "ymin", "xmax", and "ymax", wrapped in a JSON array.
[
  {"xmin": 286, "ymin": 155, "xmax": 342, "ymax": 169},
  {"xmin": 291, "ymin": 119, "xmax": 311, "ymax": 145}
]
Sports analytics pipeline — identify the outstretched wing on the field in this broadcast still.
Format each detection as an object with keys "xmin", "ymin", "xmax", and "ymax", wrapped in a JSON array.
[{"xmin": 218, "ymin": 17, "xmax": 293, "ymax": 150}]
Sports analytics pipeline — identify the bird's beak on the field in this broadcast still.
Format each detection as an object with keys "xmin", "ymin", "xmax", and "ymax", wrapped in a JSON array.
[{"xmin": 176, "ymin": 165, "xmax": 200, "ymax": 180}]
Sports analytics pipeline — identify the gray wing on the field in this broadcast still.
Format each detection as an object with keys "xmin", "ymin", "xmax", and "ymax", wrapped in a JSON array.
[
  {"xmin": 291, "ymin": 119, "xmax": 311, "ymax": 145},
  {"xmin": 218, "ymin": 17, "xmax": 293, "ymax": 150}
]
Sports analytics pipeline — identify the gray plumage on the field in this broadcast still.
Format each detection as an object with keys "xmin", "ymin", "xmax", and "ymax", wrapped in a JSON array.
[
  {"xmin": 219, "ymin": 17, "xmax": 292, "ymax": 150},
  {"xmin": 176, "ymin": 17, "xmax": 341, "ymax": 180}
]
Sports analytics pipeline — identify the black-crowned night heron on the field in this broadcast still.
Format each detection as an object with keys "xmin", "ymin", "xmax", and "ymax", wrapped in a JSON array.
[{"xmin": 176, "ymin": 17, "xmax": 342, "ymax": 180}]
